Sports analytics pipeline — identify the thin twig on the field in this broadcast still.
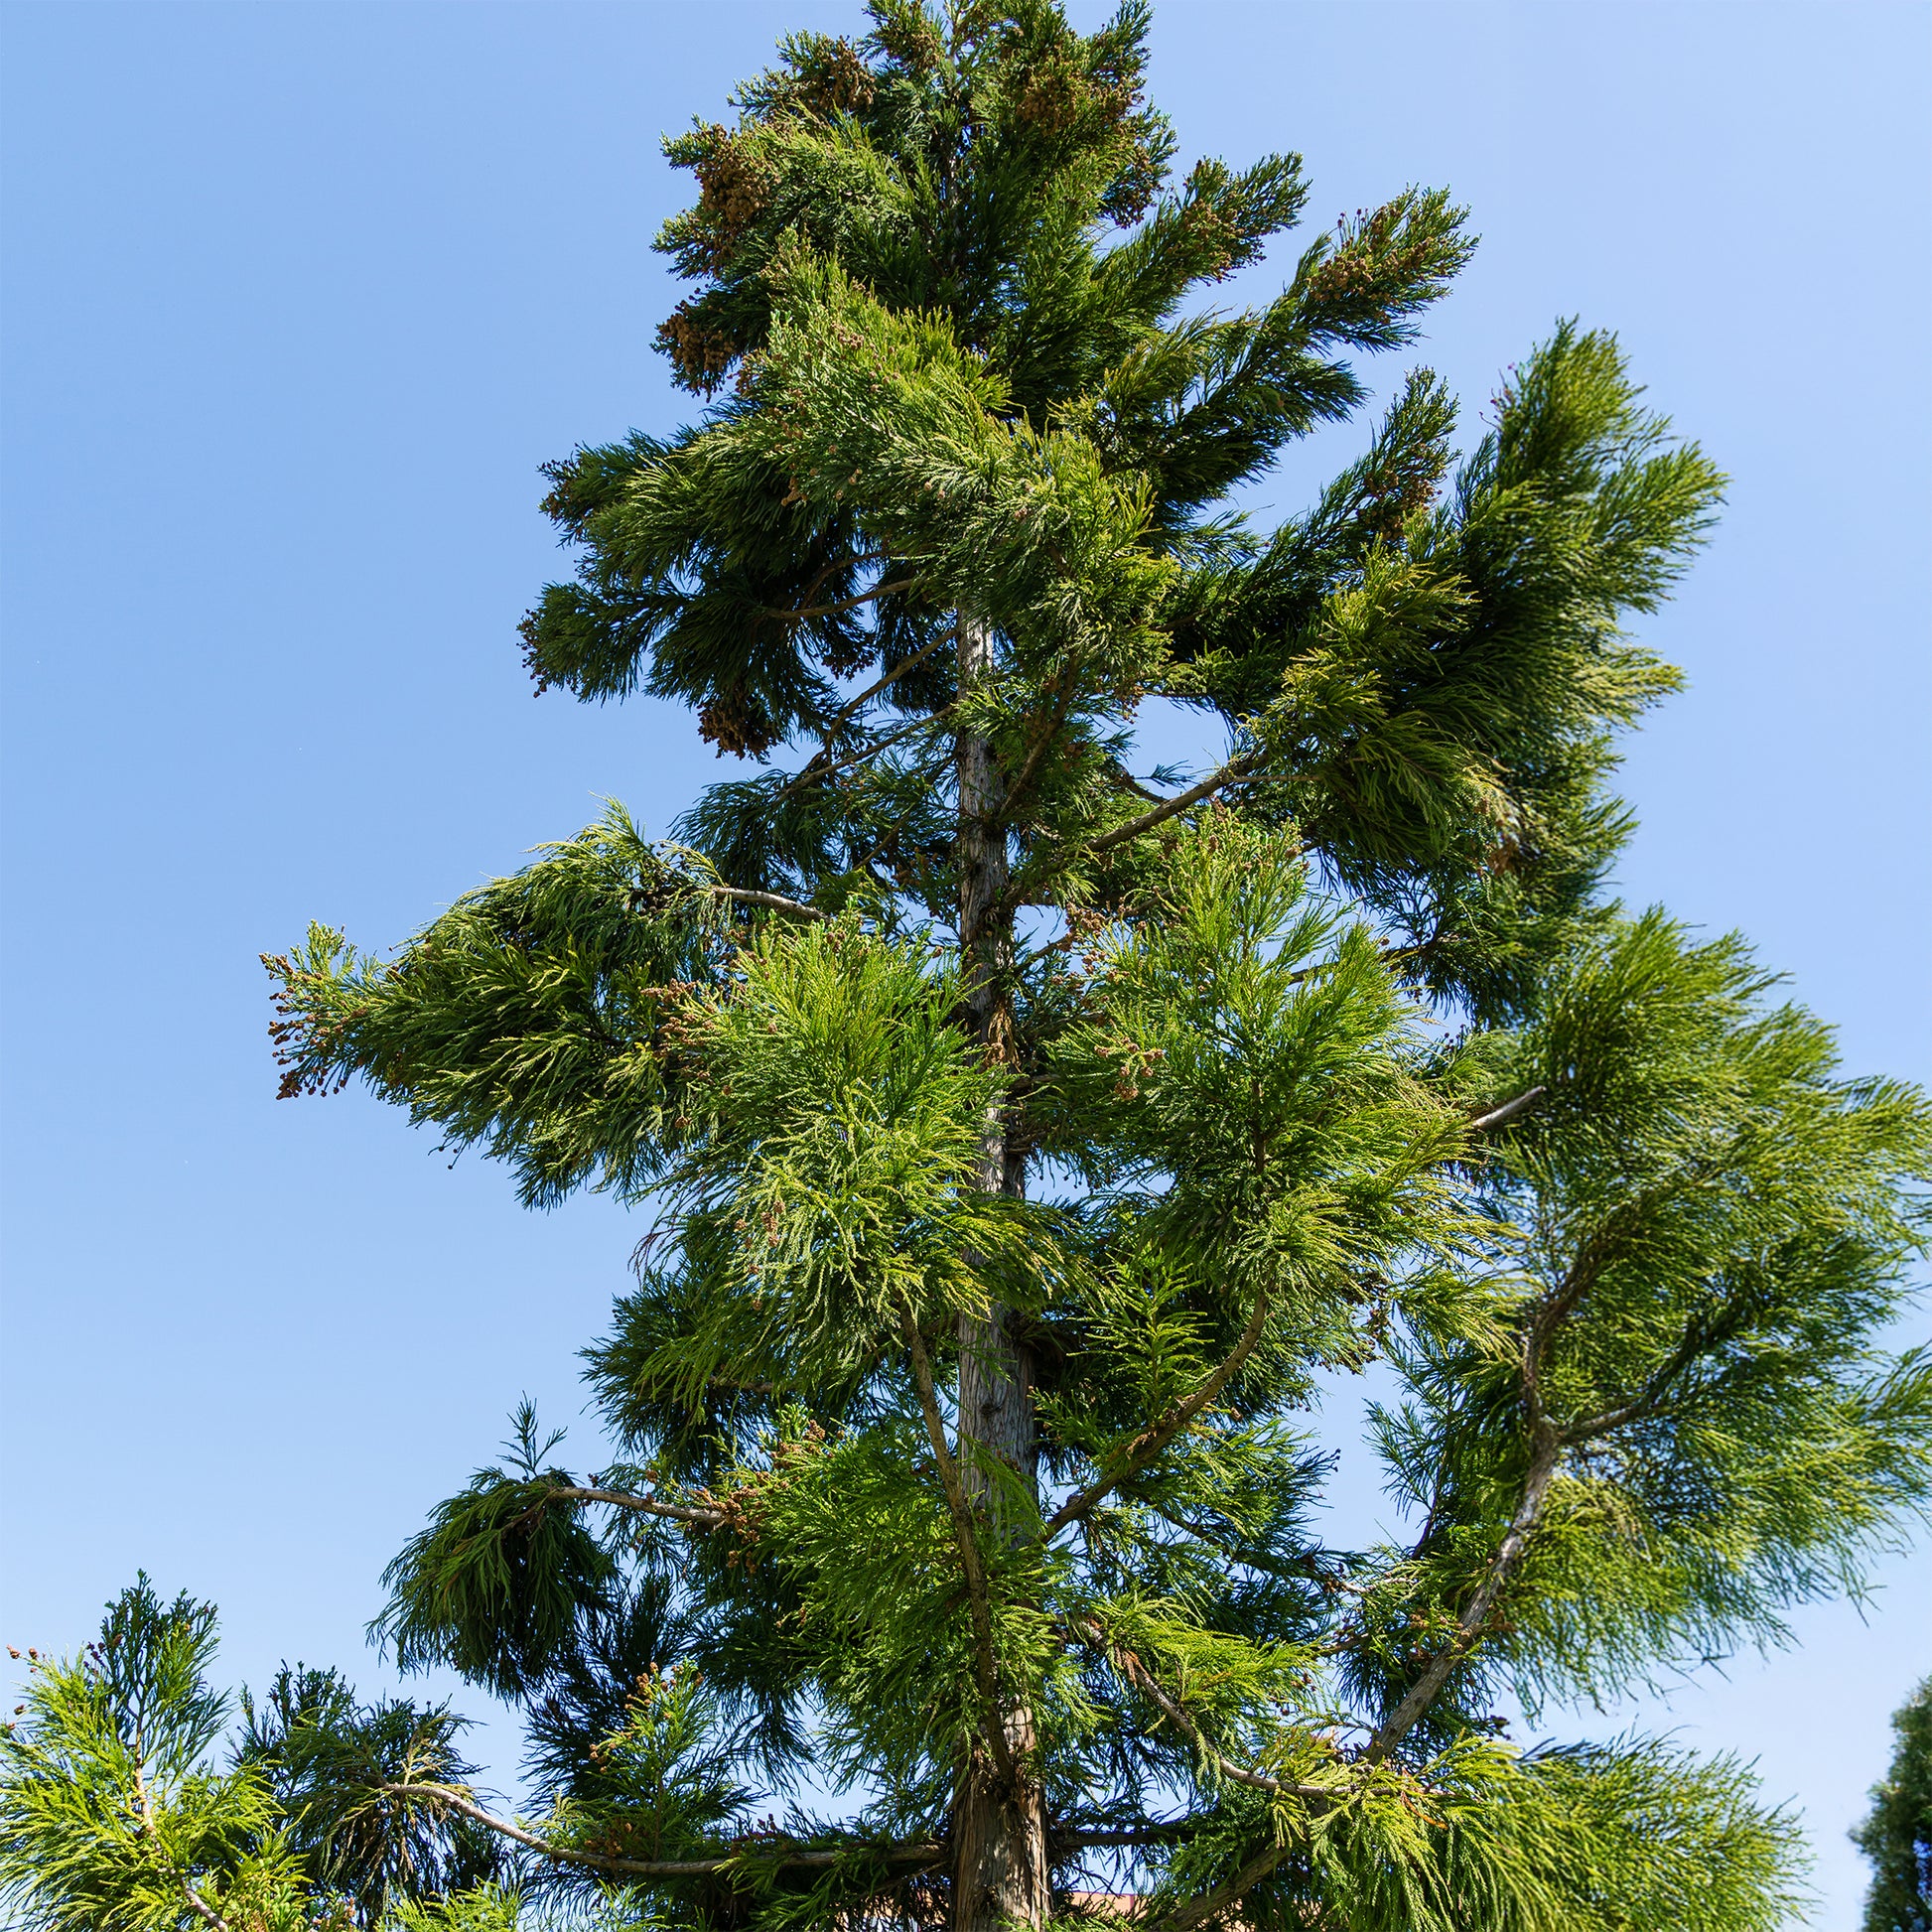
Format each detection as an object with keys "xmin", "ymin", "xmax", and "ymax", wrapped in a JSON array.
[
  {"xmin": 1561, "ymin": 1298, "xmax": 1749, "ymax": 1441},
  {"xmin": 1468, "ymin": 1085, "xmax": 1547, "ymax": 1133},
  {"xmin": 1059, "ymin": 1823, "xmax": 1195, "ymax": 1850},
  {"xmin": 1041, "ymin": 1284, "xmax": 1271, "ymax": 1542},
  {"xmin": 1004, "ymin": 664, "xmax": 1080, "ymax": 813}
]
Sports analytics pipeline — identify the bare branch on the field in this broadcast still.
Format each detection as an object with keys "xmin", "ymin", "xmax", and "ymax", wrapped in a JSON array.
[
  {"xmin": 179, "ymin": 1885, "xmax": 232, "ymax": 1932},
  {"xmin": 772, "ymin": 576, "xmax": 915, "ymax": 626},
  {"xmin": 1041, "ymin": 1285, "xmax": 1271, "ymax": 1543},
  {"xmin": 898, "ymin": 1307, "xmax": 1017, "ymax": 1784},
  {"xmin": 1105, "ymin": 760, "xmax": 1168, "ymax": 804},
  {"xmin": 1060, "ymin": 1823, "xmax": 1194, "ymax": 1850},
  {"xmin": 1363, "ymin": 1423, "xmax": 1560, "ymax": 1763},
  {"xmin": 550, "ymin": 1484, "xmax": 726, "ymax": 1529},
  {"xmin": 1469, "ymin": 1085, "xmax": 1547, "ymax": 1133},
  {"xmin": 1070, "ymin": 1618, "xmax": 1328, "ymax": 1805},
  {"xmin": 711, "ymin": 886, "xmax": 828, "ymax": 922},
  {"xmin": 381, "ymin": 1782, "xmax": 942, "ymax": 1878},
  {"xmin": 1366, "ymin": 1178, "xmax": 1672, "ymax": 1754}
]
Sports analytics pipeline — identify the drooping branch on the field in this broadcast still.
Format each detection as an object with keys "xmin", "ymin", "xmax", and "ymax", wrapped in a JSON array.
[
  {"xmin": 1071, "ymin": 1617, "xmax": 1328, "ymax": 1805},
  {"xmin": 1041, "ymin": 1284, "xmax": 1272, "ymax": 1543},
  {"xmin": 898, "ymin": 1306, "xmax": 1017, "ymax": 1784},
  {"xmin": 379, "ymin": 1782, "xmax": 945, "ymax": 1879}
]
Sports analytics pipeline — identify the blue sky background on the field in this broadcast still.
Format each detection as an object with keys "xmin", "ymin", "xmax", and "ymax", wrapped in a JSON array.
[{"xmin": 2, "ymin": 2, "xmax": 1927, "ymax": 1922}]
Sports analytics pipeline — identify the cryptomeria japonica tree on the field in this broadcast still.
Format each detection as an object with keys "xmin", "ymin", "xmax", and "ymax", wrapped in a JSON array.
[{"xmin": 35, "ymin": 4, "xmax": 1928, "ymax": 1929}]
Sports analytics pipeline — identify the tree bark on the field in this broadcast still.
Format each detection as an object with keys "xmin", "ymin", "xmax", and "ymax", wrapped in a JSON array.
[{"xmin": 950, "ymin": 614, "xmax": 1049, "ymax": 1932}]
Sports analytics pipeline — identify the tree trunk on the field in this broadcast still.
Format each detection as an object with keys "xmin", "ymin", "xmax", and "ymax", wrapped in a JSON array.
[{"xmin": 950, "ymin": 615, "xmax": 1049, "ymax": 1932}]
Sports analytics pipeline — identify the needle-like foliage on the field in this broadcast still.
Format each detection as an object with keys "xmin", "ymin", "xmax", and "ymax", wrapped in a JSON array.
[
  {"xmin": 0, "ymin": 1582, "xmax": 522, "ymax": 1932},
  {"xmin": 1856, "ymin": 1675, "xmax": 1932, "ymax": 1932},
  {"xmin": 20, "ymin": 4, "xmax": 1925, "ymax": 1930}
]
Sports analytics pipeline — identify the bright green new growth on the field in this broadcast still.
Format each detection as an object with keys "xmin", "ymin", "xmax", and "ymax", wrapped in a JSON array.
[
  {"xmin": 0, "ymin": 1580, "xmax": 307, "ymax": 1932},
  {"xmin": 21, "ymin": 2, "xmax": 1921, "ymax": 1928},
  {"xmin": 0, "ymin": 1580, "xmax": 508, "ymax": 1932}
]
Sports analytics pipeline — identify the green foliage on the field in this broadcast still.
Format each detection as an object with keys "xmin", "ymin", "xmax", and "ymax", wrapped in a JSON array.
[
  {"xmin": 1857, "ymin": 1675, "xmax": 1932, "ymax": 1932},
  {"xmin": 237, "ymin": 1667, "xmax": 503, "ymax": 1923},
  {"xmin": 1149, "ymin": 1736, "xmax": 1803, "ymax": 1932},
  {"xmin": 0, "ymin": 1578, "xmax": 311, "ymax": 1932},
  {"xmin": 385, "ymin": 1885, "xmax": 525, "ymax": 1932},
  {"xmin": 215, "ymin": 3, "xmax": 1932, "ymax": 1928},
  {"xmin": 373, "ymin": 1406, "xmax": 621, "ymax": 1703},
  {"xmin": 265, "ymin": 806, "xmax": 723, "ymax": 1209}
]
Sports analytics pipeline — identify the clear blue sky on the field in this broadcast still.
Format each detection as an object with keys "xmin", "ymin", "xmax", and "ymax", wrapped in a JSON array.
[{"xmin": 2, "ymin": 2, "xmax": 1927, "ymax": 1922}]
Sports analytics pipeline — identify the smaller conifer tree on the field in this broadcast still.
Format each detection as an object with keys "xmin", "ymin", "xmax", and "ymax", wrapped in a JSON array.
[
  {"xmin": 1857, "ymin": 1675, "xmax": 1932, "ymax": 1932},
  {"xmin": 0, "ymin": 1580, "xmax": 503, "ymax": 1931}
]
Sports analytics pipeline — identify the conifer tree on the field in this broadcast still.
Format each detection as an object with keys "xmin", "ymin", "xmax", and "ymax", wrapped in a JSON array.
[
  {"xmin": 1857, "ymin": 1675, "xmax": 1932, "ymax": 1932},
  {"xmin": 0, "ymin": 1578, "xmax": 503, "ymax": 1931},
  {"xmin": 221, "ymin": 2, "xmax": 1932, "ymax": 1926}
]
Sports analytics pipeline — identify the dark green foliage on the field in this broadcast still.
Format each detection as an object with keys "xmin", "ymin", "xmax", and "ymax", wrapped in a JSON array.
[
  {"xmin": 1857, "ymin": 1675, "xmax": 1932, "ymax": 1932},
  {"xmin": 236, "ymin": 1668, "xmax": 503, "ymax": 1924},
  {"xmin": 156, "ymin": 1, "xmax": 1932, "ymax": 1927},
  {"xmin": 372, "ymin": 1406, "xmax": 621, "ymax": 1701}
]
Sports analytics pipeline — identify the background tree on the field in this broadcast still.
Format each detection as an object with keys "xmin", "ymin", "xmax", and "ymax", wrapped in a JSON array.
[
  {"xmin": 0, "ymin": 1580, "xmax": 508, "ymax": 1932},
  {"xmin": 247, "ymin": 3, "xmax": 1932, "ymax": 1929},
  {"xmin": 1857, "ymin": 1674, "xmax": 1932, "ymax": 1932}
]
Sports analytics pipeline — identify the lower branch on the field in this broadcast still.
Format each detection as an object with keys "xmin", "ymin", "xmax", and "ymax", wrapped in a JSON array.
[
  {"xmin": 381, "ymin": 1782, "xmax": 943, "ymax": 1879},
  {"xmin": 1363, "ymin": 1424, "xmax": 1561, "ymax": 1762}
]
